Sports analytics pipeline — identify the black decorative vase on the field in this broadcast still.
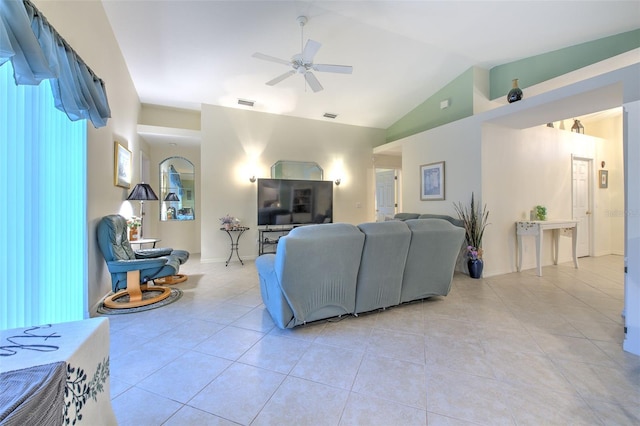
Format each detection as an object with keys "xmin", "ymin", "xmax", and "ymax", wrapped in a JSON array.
[
  {"xmin": 507, "ymin": 78, "xmax": 523, "ymax": 103},
  {"xmin": 467, "ymin": 259, "xmax": 483, "ymax": 279}
]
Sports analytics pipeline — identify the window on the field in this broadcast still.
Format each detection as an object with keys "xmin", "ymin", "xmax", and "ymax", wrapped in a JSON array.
[{"xmin": 0, "ymin": 61, "xmax": 87, "ymax": 329}]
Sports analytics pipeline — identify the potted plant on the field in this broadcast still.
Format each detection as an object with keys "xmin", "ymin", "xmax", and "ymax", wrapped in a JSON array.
[
  {"xmin": 126, "ymin": 216, "xmax": 141, "ymax": 240},
  {"xmin": 453, "ymin": 193, "xmax": 490, "ymax": 279},
  {"xmin": 535, "ymin": 205, "xmax": 547, "ymax": 221}
]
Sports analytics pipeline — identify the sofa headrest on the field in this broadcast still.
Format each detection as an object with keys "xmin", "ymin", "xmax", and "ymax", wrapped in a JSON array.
[
  {"xmin": 287, "ymin": 222, "xmax": 361, "ymax": 239},
  {"xmin": 405, "ymin": 218, "xmax": 464, "ymax": 233},
  {"xmin": 357, "ymin": 220, "xmax": 410, "ymax": 236},
  {"xmin": 393, "ymin": 213, "xmax": 420, "ymax": 221},
  {"xmin": 417, "ymin": 214, "xmax": 464, "ymax": 228}
]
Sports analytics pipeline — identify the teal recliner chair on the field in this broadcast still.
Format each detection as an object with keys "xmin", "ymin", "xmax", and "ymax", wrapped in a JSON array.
[{"xmin": 97, "ymin": 214, "xmax": 189, "ymax": 308}]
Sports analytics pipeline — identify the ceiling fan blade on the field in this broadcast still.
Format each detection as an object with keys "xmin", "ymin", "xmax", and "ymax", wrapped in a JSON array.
[
  {"xmin": 302, "ymin": 39, "xmax": 322, "ymax": 62},
  {"xmin": 304, "ymin": 72, "xmax": 323, "ymax": 92},
  {"xmin": 252, "ymin": 52, "xmax": 291, "ymax": 66},
  {"xmin": 266, "ymin": 70, "xmax": 295, "ymax": 86},
  {"xmin": 313, "ymin": 64, "xmax": 353, "ymax": 74}
]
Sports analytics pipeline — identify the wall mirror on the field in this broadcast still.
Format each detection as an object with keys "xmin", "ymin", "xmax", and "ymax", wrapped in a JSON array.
[
  {"xmin": 271, "ymin": 161, "xmax": 323, "ymax": 180},
  {"xmin": 159, "ymin": 156, "xmax": 195, "ymax": 221}
]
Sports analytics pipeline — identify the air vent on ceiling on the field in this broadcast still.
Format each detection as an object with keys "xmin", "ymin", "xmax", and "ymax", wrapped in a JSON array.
[
  {"xmin": 323, "ymin": 113, "xmax": 338, "ymax": 119},
  {"xmin": 238, "ymin": 98, "xmax": 255, "ymax": 107}
]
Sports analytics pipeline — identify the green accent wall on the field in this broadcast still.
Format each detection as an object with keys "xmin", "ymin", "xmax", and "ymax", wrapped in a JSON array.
[
  {"xmin": 490, "ymin": 29, "xmax": 640, "ymax": 100},
  {"xmin": 385, "ymin": 29, "xmax": 639, "ymax": 143},
  {"xmin": 385, "ymin": 68, "xmax": 474, "ymax": 143}
]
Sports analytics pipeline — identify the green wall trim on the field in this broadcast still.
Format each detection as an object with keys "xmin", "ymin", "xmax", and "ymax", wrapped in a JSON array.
[
  {"xmin": 384, "ymin": 30, "xmax": 639, "ymax": 143},
  {"xmin": 490, "ymin": 29, "xmax": 640, "ymax": 100},
  {"xmin": 384, "ymin": 68, "xmax": 474, "ymax": 144}
]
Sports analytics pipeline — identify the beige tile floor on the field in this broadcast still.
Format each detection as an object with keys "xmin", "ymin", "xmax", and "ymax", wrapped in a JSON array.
[{"xmin": 107, "ymin": 255, "xmax": 640, "ymax": 425}]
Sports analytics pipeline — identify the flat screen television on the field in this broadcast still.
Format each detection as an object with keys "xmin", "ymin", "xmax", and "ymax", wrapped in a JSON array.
[{"xmin": 257, "ymin": 178, "xmax": 333, "ymax": 226}]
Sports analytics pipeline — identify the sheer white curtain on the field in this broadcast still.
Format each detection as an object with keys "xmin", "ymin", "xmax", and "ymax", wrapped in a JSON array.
[
  {"xmin": 0, "ymin": 0, "xmax": 110, "ymax": 127},
  {"xmin": 0, "ymin": 59, "xmax": 87, "ymax": 330}
]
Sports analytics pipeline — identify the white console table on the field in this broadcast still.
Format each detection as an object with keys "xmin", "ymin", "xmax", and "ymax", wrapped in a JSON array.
[{"xmin": 516, "ymin": 220, "xmax": 579, "ymax": 276}]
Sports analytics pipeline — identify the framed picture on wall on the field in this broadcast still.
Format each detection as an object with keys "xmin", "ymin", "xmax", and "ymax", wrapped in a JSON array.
[
  {"xmin": 599, "ymin": 169, "xmax": 609, "ymax": 188},
  {"xmin": 114, "ymin": 141, "xmax": 132, "ymax": 188},
  {"xmin": 420, "ymin": 161, "xmax": 445, "ymax": 201}
]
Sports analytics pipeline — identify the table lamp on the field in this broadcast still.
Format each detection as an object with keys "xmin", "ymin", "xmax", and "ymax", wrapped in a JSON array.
[
  {"xmin": 164, "ymin": 192, "xmax": 180, "ymax": 202},
  {"xmin": 127, "ymin": 182, "xmax": 158, "ymax": 238}
]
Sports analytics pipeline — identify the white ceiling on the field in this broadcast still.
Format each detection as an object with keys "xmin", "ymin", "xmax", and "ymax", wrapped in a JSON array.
[{"xmin": 102, "ymin": 0, "xmax": 640, "ymax": 130}]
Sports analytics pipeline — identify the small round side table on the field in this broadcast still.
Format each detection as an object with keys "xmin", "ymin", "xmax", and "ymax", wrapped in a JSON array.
[{"xmin": 221, "ymin": 226, "xmax": 249, "ymax": 266}]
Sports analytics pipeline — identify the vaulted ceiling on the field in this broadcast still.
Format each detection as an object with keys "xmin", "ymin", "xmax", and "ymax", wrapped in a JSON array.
[{"xmin": 102, "ymin": 1, "xmax": 640, "ymax": 129}]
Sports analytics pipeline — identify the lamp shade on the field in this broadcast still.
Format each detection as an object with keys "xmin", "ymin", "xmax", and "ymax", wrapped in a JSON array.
[
  {"xmin": 571, "ymin": 119, "xmax": 584, "ymax": 134},
  {"xmin": 127, "ymin": 183, "xmax": 159, "ymax": 201},
  {"xmin": 164, "ymin": 192, "xmax": 180, "ymax": 202}
]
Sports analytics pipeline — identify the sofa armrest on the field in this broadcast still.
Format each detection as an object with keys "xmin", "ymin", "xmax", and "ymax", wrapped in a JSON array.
[
  {"xmin": 106, "ymin": 258, "xmax": 168, "ymax": 273},
  {"xmin": 256, "ymin": 254, "xmax": 276, "ymax": 280},
  {"xmin": 256, "ymin": 254, "xmax": 296, "ymax": 329}
]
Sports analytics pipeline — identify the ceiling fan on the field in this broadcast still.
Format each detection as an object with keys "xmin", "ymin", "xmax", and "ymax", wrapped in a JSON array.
[{"xmin": 252, "ymin": 16, "xmax": 353, "ymax": 92}]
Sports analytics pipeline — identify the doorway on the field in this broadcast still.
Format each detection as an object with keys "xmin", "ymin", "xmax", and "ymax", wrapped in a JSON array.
[
  {"xmin": 572, "ymin": 156, "xmax": 592, "ymax": 257},
  {"xmin": 375, "ymin": 169, "xmax": 397, "ymax": 221}
]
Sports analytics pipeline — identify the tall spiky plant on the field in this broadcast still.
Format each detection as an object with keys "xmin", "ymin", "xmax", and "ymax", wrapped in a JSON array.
[{"xmin": 453, "ymin": 193, "xmax": 490, "ymax": 257}]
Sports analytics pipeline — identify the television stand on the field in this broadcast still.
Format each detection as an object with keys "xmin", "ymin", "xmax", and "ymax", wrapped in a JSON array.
[{"xmin": 258, "ymin": 225, "xmax": 294, "ymax": 255}]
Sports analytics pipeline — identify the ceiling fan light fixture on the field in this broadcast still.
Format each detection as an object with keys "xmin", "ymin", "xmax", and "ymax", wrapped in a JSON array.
[
  {"xmin": 237, "ymin": 98, "xmax": 255, "ymax": 107},
  {"xmin": 252, "ymin": 15, "xmax": 352, "ymax": 93}
]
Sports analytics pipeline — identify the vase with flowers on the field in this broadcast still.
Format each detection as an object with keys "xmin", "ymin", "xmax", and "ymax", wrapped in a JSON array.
[
  {"xmin": 465, "ymin": 246, "xmax": 483, "ymax": 279},
  {"xmin": 453, "ymin": 193, "xmax": 490, "ymax": 279},
  {"xmin": 126, "ymin": 216, "xmax": 141, "ymax": 240},
  {"xmin": 219, "ymin": 214, "xmax": 234, "ymax": 230}
]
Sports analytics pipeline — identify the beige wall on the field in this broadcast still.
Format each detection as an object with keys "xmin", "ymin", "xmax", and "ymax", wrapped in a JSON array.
[
  {"xmin": 481, "ymin": 123, "xmax": 622, "ymax": 276},
  {"xmin": 140, "ymin": 104, "xmax": 201, "ymax": 131},
  {"xmin": 400, "ymin": 116, "xmax": 483, "ymax": 216},
  {"xmin": 36, "ymin": 1, "xmax": 143, "ymax": 315},
  {"xmin": 200, "ymin": 104, "xmax": 385, "ymax": 262},
  {"xmin": 581, "ymin": 111, "xmax": 625, "ymax": 255},
  {"xmin": 382, "ymin": 111, "xmax": 623, "ymax": 278}
]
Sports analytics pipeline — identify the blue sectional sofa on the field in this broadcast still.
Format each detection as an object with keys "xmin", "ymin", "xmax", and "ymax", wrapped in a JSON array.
[{"xmin": 255, "ymin": 218, "xmax": 465, "ymax": 328}]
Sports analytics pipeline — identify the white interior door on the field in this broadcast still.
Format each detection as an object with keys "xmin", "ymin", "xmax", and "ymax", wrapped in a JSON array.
[
  {"xmin": 572, "ymin": 157, "xmax": 591, "ymax": 257},
  {"xmin": 375, "ymin": 169, "xmax": 396, "ymax": 221}
]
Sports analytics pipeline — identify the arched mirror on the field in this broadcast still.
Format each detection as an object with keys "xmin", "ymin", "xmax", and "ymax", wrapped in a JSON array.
[
  {"xmin": 271, "ymin": 161, "xmax": 323, "ymax": 180},
  {"xmin": 159, "ymin": 156, "xmax": 195, "ymax": 221}
]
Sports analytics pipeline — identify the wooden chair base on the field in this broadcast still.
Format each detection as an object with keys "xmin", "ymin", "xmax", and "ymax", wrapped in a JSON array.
[
  {"xmin": 154, "ymin": 274, "xmax": 188, "ymax": 285},
  {"xmin": 103, "ymin": 270, "xmax": 172, "ymax": 309}
]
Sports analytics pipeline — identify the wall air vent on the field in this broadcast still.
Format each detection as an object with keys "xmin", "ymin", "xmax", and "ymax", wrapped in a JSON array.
[
  {"xmin": 323, "ymin": 113, "xmax": 338, "ymax": 119},
  {"xmin": 237, "ymin": 98, "xmax": 255, "ymax": 107}
]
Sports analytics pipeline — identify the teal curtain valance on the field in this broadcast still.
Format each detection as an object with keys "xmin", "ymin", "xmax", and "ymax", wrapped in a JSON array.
[{"xmin": 0, "ymin": 0, "xmax": 111, "ymax": 128}]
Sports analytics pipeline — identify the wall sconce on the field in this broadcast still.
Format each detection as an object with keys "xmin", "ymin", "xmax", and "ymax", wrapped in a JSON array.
[
  {"xmin": 571, "ymin": 119, "xmax": 584, "ymax": 134},
  {"xmin": 334, "ymin": 178, "xmax": 341, "ymax": 186},
  {"xmin": 249, "ymin": 176, "xmax": 257, "ymax": 183}
]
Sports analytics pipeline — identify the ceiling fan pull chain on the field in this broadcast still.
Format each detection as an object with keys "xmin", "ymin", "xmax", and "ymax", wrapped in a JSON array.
[
  {"xmin": 300, "ymin": 18, "xmax": 304, "ymax": 54},
  {"xmin": 300, "ymin": 17, "xmax": 306, "ymax": 92}
]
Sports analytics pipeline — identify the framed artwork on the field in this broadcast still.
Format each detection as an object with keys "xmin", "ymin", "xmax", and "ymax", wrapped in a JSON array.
[
  {"xmin": 599, "ymin": 169, "xmax": 608, "ymax": 188},
  {"xmin": 114, "ymin": 141, "xmax": 132, "ymax": 188},
  {"xmin": 420, "ymin": 161, "xmax": 445, "ymax": 201}
]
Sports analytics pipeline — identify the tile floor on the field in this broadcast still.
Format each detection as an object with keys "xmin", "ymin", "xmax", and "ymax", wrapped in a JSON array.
[{"xmin": 107, "ymin": 255, "xmax": 640, "ymax": 425}]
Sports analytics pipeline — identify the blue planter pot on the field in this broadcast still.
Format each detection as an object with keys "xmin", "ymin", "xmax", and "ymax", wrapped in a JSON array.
[{"xmin": 467, "ymin": 259, "xmax": 483, "ymax": 279}]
